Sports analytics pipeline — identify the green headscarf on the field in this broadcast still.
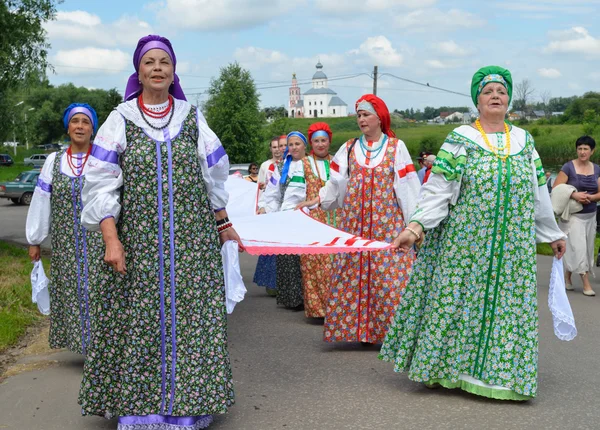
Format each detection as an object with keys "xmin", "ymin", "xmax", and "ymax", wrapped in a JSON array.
[{"xmin": 470, "ymin": 66, "xmax": 513, "ymax": 107}]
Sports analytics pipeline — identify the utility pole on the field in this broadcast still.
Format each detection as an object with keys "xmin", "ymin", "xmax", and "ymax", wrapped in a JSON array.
[{"xmin": 373, "ymin": 65, "xmax": 378, "ymax": 96}]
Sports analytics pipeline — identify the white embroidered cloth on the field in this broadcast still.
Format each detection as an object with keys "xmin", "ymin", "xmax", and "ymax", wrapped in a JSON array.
[
  {"xmin": 225, "ymin": 175, "xmax": 392, "ymax": 255},
  {"xmin": 30, "ymin": 260, "xmax": 50, "ymax": 315},
  {"xmin": 548, "ymin": 257, "xmax": 577, "ymax": 341}
]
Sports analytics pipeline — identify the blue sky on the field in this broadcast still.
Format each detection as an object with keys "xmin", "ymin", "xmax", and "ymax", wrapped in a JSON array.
[{"xmin": 44, "ymin": 0, "xmax": 600, "ymax": 112}]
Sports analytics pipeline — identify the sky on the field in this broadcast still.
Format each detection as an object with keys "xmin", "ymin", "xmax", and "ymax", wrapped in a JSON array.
[{"xmin": 44, "ymin": 0, "xmax": 600, "ymax": 112}]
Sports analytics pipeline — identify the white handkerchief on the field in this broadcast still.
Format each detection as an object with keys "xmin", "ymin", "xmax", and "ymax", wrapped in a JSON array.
[
  {"xmin": 548, "ymin": 257, "xmax": 577, "ymax": 341},
  {"xmin": 221, "ymin": 240, "xmax": 246, "ymax": 314},
  {"xmin": 30, "ymin": 260, "xmax": 50, "ymax": 315}
]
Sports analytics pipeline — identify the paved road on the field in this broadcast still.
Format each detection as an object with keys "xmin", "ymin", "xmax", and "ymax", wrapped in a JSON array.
[{"xmin": 1, "ymin": 203, "xmax": 599, "ymax": 429}]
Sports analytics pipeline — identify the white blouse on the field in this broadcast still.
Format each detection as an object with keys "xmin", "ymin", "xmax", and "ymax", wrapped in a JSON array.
[
  {"xmin": 318, "ymin": 134, "xmax": 421, "ymax": 220},
  {"xmin": 80, "ymin": 99, "xmax": 229, "ymax": 231},
  {"xmin": 412, "ymin": 125, "xmax": 565, "ymax": 243},
  {"xmin": 262, "ymin": 158, "xmax": 306, "ymax": 213},
  {"xmin": 26, "ymin": 151, "xmax": 92, "ymax": 245}
]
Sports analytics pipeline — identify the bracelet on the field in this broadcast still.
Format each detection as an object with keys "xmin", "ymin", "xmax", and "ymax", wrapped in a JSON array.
[
  {"xmin": 216, "ymin": 217, "xmax": 230, "ymax": 227},
  {"xmin": 405, "ymin": 226, "xmax": 421, "ymax": 241},
  {"xmin": 217, "ymin": 222, "xmax": 233, "ymax": 234}
]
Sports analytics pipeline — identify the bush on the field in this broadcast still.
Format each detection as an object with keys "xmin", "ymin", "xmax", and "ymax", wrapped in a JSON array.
[
  {"xmin": 419, "ymin": 135, "xmax": 439, "ymax": 154},
  {"xmin": 530, "ymin": 127, "xmax": 540, "ymax": 138}
]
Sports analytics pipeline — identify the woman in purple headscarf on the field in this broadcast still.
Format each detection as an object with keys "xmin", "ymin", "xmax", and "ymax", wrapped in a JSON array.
[{"xmin": 79, "ymin": 35, "xmax": 239, "ymax": 429}]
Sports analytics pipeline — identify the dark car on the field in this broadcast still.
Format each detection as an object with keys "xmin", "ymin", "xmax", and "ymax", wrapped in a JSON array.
[
  {"xmin": 0, "ymin": 169, "xmax": 40, "ymax": 205},
  {"xmin": 0, "ymin": 153, "xmax": 14, "ymax": 167}
]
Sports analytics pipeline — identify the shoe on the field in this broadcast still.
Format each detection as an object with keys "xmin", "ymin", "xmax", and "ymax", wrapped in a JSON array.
[
  {"xmin": 583, "ymin": 289, "xmax": 596, "ymax": 297},
  {"xmin": 565, "ymin": 282, "xmax": 574, "ymax": 291}
]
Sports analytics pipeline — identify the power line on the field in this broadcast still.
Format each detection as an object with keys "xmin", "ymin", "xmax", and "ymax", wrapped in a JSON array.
[{"xmin": 380, "ymin": 73, "xmax": 470, "ymax": 98}]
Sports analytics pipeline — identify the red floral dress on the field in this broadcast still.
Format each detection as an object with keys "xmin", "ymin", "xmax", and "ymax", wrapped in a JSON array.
[
  {"xmin": 324, "ymin": 138, "xmax": 415, "ymax": 343},
  {"xmin": 300, "ymin": 156, "xmax": 342, "ymax": 318}
]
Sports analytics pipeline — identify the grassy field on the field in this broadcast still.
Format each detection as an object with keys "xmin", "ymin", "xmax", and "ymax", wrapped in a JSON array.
[
  {"xmin": 0, "ymin": 241, "xmax": 46, "ymax": 351},
  {"xmin": 0, "ymin": 146, "xmax": 53, "ymax": 182},
  {"xmin": 278, "ymin": 117, "xmax": 590, "ymax": 170}
]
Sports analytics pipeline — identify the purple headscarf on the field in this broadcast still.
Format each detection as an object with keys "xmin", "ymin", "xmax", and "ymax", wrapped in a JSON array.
[{"xmin": 124, "ymin": 35, "xmax": 187, "ymax": 101}]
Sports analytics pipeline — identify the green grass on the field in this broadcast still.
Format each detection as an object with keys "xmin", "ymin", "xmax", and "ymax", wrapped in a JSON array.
[
  {"xmin": 537, "ymin": 235, "xmax": 600, "ymax": 257},
  {"xmin": 0, "ymin": 241, "xmax": 47, "ymax": 351},
  {"xmin": 0, "ymin": 164, "xmax": 32, "ymax": 182}
]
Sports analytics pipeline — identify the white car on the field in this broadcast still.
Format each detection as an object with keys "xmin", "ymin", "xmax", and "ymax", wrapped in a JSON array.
[{"xmin": 24, "ymin": 154, "xmax": 48, "ymax": 168}]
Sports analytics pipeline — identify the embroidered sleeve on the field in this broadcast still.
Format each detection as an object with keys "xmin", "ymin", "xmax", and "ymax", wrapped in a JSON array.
[
  {"xmin": 318, "ymin": 140, "xmax": 351, "ymax": 210},
  {"xmin": 431, "ymin": 131, "xmax": 468, "ymax": 182},
  {"xmin": 281, "ymin": 160, "xmax": 306, "ymax": 211},
  {"xmin": 196, "ymin": 107, "xmax": 230, "ymax": 210},
  {"xmin": 393, "ymin": 139, "xmax": 420, "ymax": 220},
  {"xmin": 26, "ymin": 152, "xmax": 57, "ymax": 245},
  {"xmin": 81, "ymin": 111, "xmax": 125, "ymax": 231}
]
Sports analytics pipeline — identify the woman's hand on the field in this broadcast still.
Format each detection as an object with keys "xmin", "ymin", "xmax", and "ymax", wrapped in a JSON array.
[
  {"xmin": 550, "ymin": 239, "xmax": 566, "ymax": 260},
  {"xmin": 219, "ymin": 227, "xmax": 245, "ymax": 252},
  {"xmin": 104, "ymin": 238, "xmax": 126, "ymax": 274},
  {"xmin": 29, "ymin": 245, "xmax": 41, "ymax": 262},
  {"xmin": 391, "ymin": 230, "xmax": 417, "ymax": 253},
  {"xmin": 571, "ymin": 191, "xmax": 591, "ymax": 204},
  {"xmin": 296, "ymin": 197, "xmax": 319, "ymax": 210},
  {"xmin": 257, "ymin": 207, "xmax": 266, "ymax": 215}
]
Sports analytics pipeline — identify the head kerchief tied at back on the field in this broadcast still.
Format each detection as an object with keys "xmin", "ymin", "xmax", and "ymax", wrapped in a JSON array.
[
  {"xmin": 471, "ymin": 65, "xmax": 513, "ymax": 107},
  {"xmin": 280, "ymin": 131, "xmax": 307, "ymax": 184},
  {"xmin": 124, "ymin": 34, "xmax": 187, "ymax": 101},
  {"xmin": 355, "ymin": 94, "xmax": 396, "ymax": 138},
  {"xmin": 63, "ymin": 103, "xmax": 98, "ymax": 134},
  {"xmin": 308, "ymin": 122, "xmax": 332, "ymax": 142}
]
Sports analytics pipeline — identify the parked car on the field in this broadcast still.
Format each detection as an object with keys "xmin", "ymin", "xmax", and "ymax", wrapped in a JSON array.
[
  {"xmin": 0, "ymin": 169, "xmax": 40, "ymax": 205},
  {"xmin": 24, "ymin": 154, "xmax": 48, "ymax": 168},
  {"xmin": 0, "ymin": 153, "xmax": 14, "ymax": 167},
  {"xmin": 229, "ymin": 163, "xmax": 250, "ymax": 176}
]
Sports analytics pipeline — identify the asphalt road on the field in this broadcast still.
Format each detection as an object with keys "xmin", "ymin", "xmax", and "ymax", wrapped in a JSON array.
[{"xmin": 1, "ymin": 201, "xmax": 599, "ymax": 429}]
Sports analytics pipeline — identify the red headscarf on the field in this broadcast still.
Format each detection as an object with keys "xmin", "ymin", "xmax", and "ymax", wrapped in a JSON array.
[
  {"xmin": 308, "ymin": 122, "xmax": 332, "ymax": 142},
  {"xmin": 355, "ymin": 94, "xmax": 396, "ymax": 138}
]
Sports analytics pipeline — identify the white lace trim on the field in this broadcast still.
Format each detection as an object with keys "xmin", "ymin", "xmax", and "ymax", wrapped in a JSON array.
[
  {"xmin": 117, "ymin": 415, "xmax": 213, "ymax": 430},
  {"xmin": 116, "ymin": 99, "xmax": 193, "ymax": 133},
  {"xmin": 548, "ymin": 257, "xmax": 577, "ymax": 341}
]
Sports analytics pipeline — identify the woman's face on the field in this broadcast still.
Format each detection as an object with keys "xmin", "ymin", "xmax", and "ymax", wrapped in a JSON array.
[
  {"xmin": 68, "ymin": 114, "xmax": 93, "ymax": 146},
  {"xmin": 357, "ymin": 110, "xmax": 381, "ymax": 138},
  {"xmin": 577, "ymin": 144, "xmax": 594, "ymax": 161},
  {"xmin": 138, "ymin": 49, "xmax": 174, "ymax": 96},
  {"xmin": 287, "ymin": 137, "xmax": 306, "ymax": 160},
  {"xmin": 311, "ymin": 135, "xmax": 331, "ymax": 158},
  {"xmin": 249, "ymin": 164, "xmax": 259, "ymax": 176},
  {"xmin": 477, "ymin": 82, "xmax": 509, "ymax": 119}
]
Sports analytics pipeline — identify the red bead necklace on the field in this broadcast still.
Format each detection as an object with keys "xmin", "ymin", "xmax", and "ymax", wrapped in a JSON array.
[
  {"xmin": 66, "ymin": 144, "xmax": 92, "ymax": 177},
  {"xmin": 138, "ymin": 94, "xmax": 173, "ymax": 119}
]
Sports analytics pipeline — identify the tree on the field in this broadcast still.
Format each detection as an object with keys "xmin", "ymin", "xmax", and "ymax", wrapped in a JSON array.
[
  {"xmin": 204, "ymin": 62, "xmax": 263, "ymax": 164},
  {"xmin": 0, "ymin": 1, "xmax": 60, "ymax": 140},
  {"xmin": 513, "ymin": 79, "xmax": 535, "ymax": 112}
]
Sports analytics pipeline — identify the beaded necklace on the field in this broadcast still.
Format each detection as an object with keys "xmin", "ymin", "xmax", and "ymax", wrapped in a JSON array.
[
  {"xmin": 358, "ymin": 135, "xmax": 387, "ymax": 160},
  {"xmin": 475, "ymin": 119, "xmax": 511, "ymax": 161},
  {"xmin": 66, "ymin": 144, "xmax": 92, "ymax": 177},
  {"xmin": 136, "ymin": 96, "xmax": 176, "ymax": 130}
]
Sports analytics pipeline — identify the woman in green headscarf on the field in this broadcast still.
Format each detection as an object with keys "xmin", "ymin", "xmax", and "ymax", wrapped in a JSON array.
[{"xmin": 379, "ymin": 66, "xmax": 567, "ymax": 400}]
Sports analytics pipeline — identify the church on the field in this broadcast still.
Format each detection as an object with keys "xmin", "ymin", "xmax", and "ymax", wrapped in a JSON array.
[{"xmin": 287, "ymin": 62, "xmax": 348, "ymax": 118}]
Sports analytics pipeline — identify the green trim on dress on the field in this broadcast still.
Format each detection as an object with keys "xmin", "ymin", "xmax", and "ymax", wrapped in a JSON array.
[{"xmin": 425, "ymin": 378, "xmax": 532, "ymax": 401}]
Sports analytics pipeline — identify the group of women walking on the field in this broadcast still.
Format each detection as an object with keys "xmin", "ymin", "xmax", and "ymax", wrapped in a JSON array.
[{"xmin": 24, "ymin": 31, "xmax": 572, "ymax": 429}]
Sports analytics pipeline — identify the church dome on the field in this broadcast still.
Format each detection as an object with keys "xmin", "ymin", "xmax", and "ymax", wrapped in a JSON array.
[{"xmin": 312, "ymin": 61, "xmax": 327, "ymax": 80}]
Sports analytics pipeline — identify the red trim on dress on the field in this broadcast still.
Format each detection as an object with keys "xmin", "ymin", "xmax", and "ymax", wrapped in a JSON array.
[{"xmin": 330, "ymin": 161, "xmax": 339, "ymax": 173}]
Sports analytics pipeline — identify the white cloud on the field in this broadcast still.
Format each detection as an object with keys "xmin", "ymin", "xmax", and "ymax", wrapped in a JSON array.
[
  {"xmin": 45, "ymin": 11, "xmax": 152, "ymax": 48},
  {"xmin": 314, "ymin": 0, "xmax": 436, "ymax": 14},
  {"xmin": 435, "ymin": 40, "xmax": 472, "ymax": 57},
  {"xmin": 537, "ymin": 67, "xmax": 562, "ymax": 78},
  {"xmin": 53, "ymin": 48, "xmax": 130, "ymax": 75},
  {"xmin": 496, "ymin": 0, "xmax": 600, "ymax": 13},
  {"xmin": 394, "ymin": 8, "xmax": 485, "ymax": 31},
  {"xmin": 425, "ymin": 59, "xmax": 461, "ymax": 69},
  {"xmin": 234, "ymin": 47, "xmax": 289, "ymax": 70},
  {"xmin": 158, "ymin": 0, "xmax": 298, "ymax": 30},
  {"xmin": 589, "ymin": 72, "xmax": 600, "ymax": 81},
  {"xmin": 544, "ymin": 27, "xmax": 600, "ymax": 57},
  {"xmin": 348, "ymin": 36, "xmax": 403, "ymax": 67}
]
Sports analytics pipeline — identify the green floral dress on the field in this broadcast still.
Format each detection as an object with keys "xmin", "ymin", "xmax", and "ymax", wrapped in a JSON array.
[
  {"xmin": 380, "ymin": 127, "xmax": 550, "ymax": 400},
  {"xmin": 79, "ymin": 108, "xmax": 234, "ymax": 419}
]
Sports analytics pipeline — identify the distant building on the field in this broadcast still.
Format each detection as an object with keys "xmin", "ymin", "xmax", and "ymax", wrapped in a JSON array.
[{"xmin": 287, "ymin": 62, "xmax": 348, "ymax": 118}]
